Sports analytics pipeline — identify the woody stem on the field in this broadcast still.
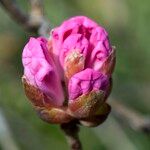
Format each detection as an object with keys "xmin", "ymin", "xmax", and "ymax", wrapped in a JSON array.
[{"xmin": 61, "ymin": 121, "xmax": 82, "ymax": 150}]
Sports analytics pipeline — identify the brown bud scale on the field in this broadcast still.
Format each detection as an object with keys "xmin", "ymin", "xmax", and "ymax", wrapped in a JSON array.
[{"xmin": 68, "ymin": 90, "xmax": 105, "ymax": 118}]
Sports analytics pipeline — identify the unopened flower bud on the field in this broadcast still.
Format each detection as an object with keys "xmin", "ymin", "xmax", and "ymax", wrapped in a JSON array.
[
  {"xmin": 22, "ymin": 37, "xmax": 64, "ymax": 106},
  {"xmin": 51, "ymin": 16, "xmax": 115, "ymax": 78},
  {"xmin": 22, "ymin": 16, "xmax": 116, "ymax": 126},
  {"xmin": 68, "ymin": 68, "xmax": 110, "ymax": 118}
]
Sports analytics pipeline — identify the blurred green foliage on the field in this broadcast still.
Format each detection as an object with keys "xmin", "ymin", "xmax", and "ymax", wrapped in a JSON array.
[{"xmin": 0, "ymin": 0, "xmax": 150, "ymax": 150}]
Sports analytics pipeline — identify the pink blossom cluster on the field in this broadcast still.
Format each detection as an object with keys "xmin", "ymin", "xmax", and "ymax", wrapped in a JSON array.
[{"xmin": 22, "ymin": 16, "xmax": 115, "ymax": 125}]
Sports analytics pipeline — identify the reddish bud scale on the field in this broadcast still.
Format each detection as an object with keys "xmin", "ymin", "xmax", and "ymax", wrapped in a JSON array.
[
  {"xmin": 36, "ymin": 107, "xmax": 73, "ymax": 124},
  {"xmin": 80, "ymin": 103, "xmax": 111, "ymax": 127},
  {"xmin": 64, "ymin": 50, "xmax": 85, "ymax": 79},
  {"xmin": 100, "ymin": 47, "xmax": 116, "ymax": 75},
  {"xmin": 22, "ymin": 77, "xmax": 73, "ymax": 124},
  {"xmin": 68, "ymin": 90, "xmax": 105, "ymax": 118}
]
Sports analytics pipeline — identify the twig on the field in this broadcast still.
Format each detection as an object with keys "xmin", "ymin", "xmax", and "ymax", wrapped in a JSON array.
[
  {"xmin": 61, "ymin": 121, "xmax": 82, "ymax": 150},
  {"xmin": 110, "ymin": 100, "xmax": 150, "ymax": 134},
  {"xmin": 0, "ymin": 0, "xmax": 50, "ymax": 36},
  {"xmin": 0, "ymin": 0, "xmax": 29, "ymax": 28},
  {"xmin": 0, "ymin": 109, "xmax": 19, "ymax": 150},
  {"xmin": 28, "ymin": 0, "xmax": 50, "ymax": 36}
]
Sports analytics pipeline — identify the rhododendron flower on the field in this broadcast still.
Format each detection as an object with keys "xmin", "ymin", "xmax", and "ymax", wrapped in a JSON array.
[{"xmin": 22, "ymin": 16, "xmax": 116, "ymax": 126}]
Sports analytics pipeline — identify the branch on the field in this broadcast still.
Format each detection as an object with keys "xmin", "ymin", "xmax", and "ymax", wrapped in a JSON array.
[
  {"xmin": 28, "ymin": 0, "xmax": 50, "ymax": 36},
  {"xmin": 0, "ymin": 109, "xmax": 19, "ymax": 150},
  {"xmin": 0, "ymin": 0, "xmax": 28, "ymax": 27},
  {"xmin": 61, "ymin": 121, "xmax": 82, "ymax": 150},
  {"xmin": 0, "ymin": 0, "xmax": 50, "ymax": 36},
  {"xmin": 110, "ymin": 100, "xmax": 150, "ymax": 134}
]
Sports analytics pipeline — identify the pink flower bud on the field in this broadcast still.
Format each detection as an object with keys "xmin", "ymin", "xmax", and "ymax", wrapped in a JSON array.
[
  {"xmin": 22, "ymin": 16, "xmax": 115, "ymax": 126},
  {"xmin": 51, "ymin": 16, "xmax": 115, "ymax": 78},
  {"xmin": 68, "ymin": 68, "xmax": 109, "ymax": 100},
  {"xmin": 68, "ymin": 68, "xmax": 110, "ymax": 118},
  {"xmin": 22, "ymin": 37, "xmax": 64, "ymax": 106}
]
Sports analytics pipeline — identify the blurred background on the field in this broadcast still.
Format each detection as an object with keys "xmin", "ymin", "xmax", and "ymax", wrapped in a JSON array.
[{"xmin": 0, "ymin": 0, "xmax": 150, "ymax": 150}]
